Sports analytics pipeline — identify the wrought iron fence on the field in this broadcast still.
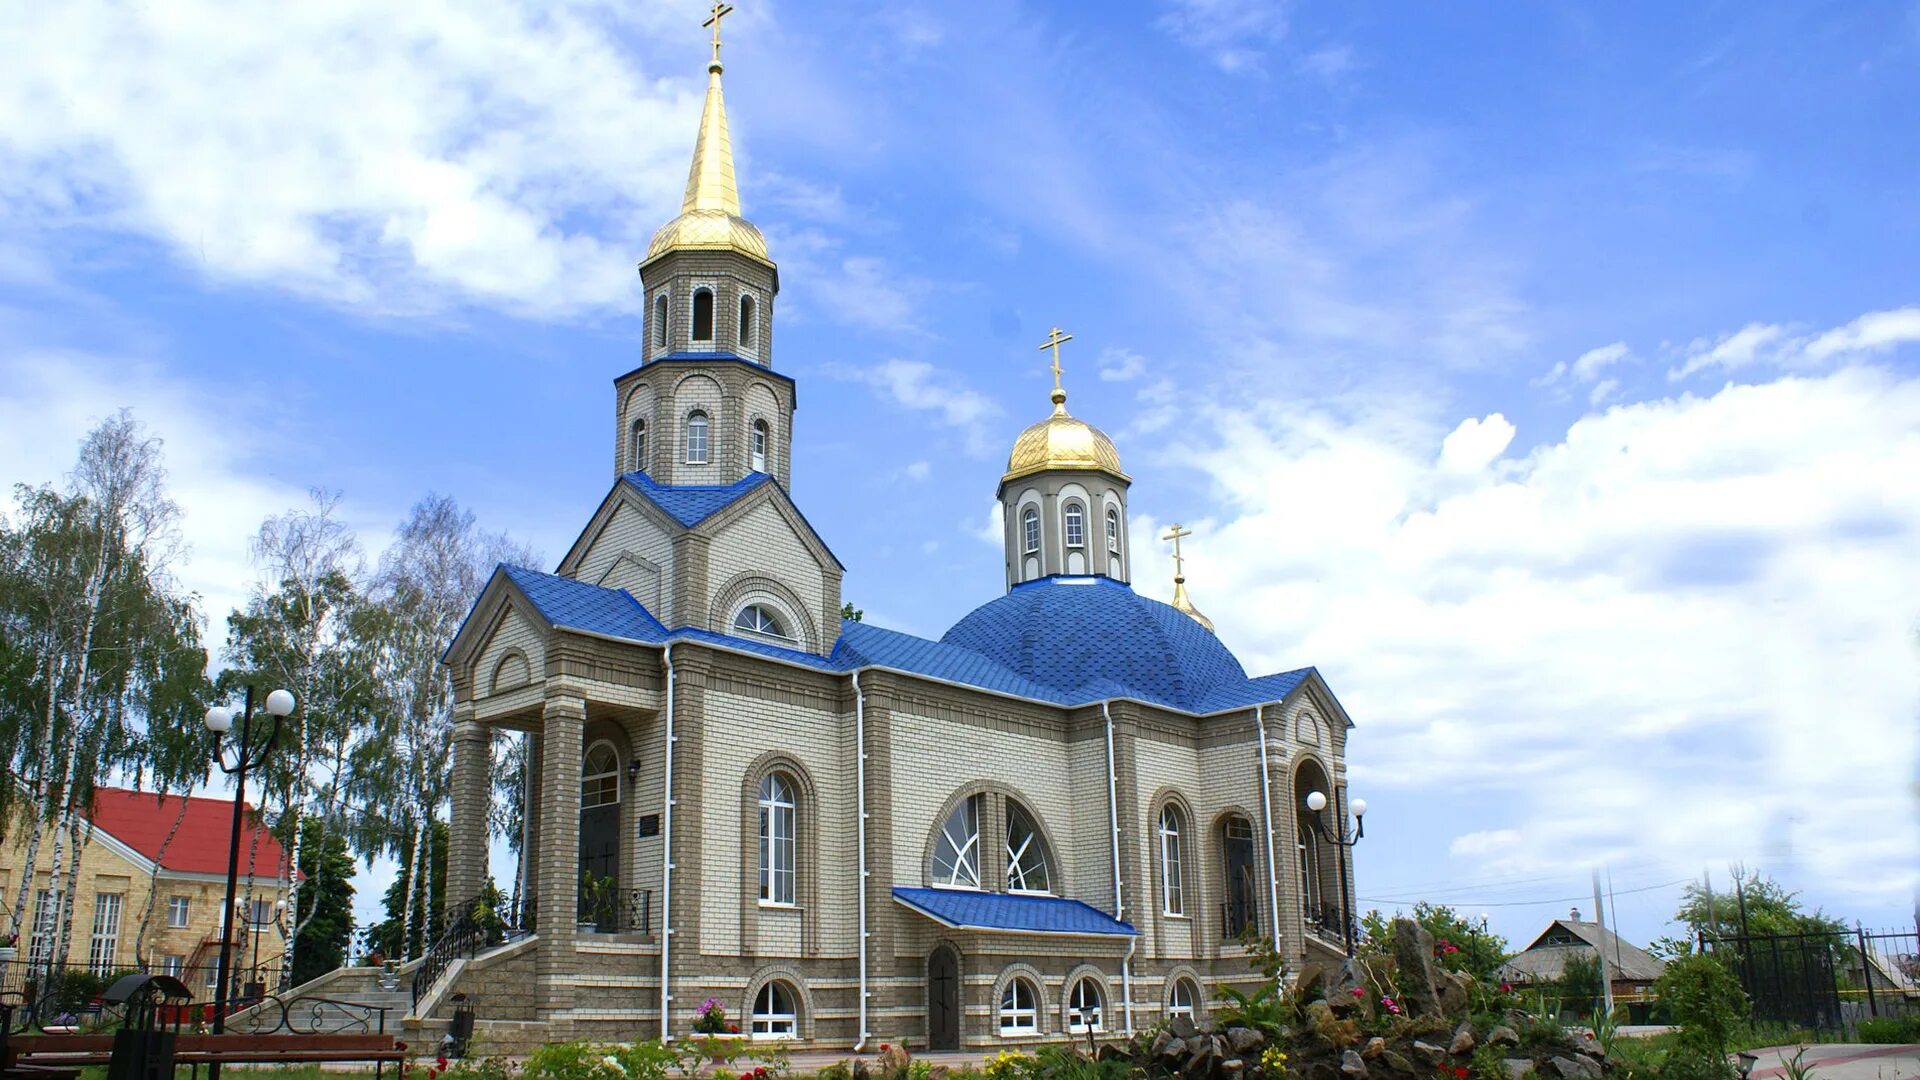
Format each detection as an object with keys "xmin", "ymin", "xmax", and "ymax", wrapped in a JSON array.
[
  {"xmin": 411, "ymin": 890, "xmax": 534, "ymax": 1005},
  {"xmin": 1305, "ymin": 900, "xmax": 1359, "ymax": 947},
  {"xmin": 1701, "ymin": 923, "xmax": 1920, "ymax": 1032}
]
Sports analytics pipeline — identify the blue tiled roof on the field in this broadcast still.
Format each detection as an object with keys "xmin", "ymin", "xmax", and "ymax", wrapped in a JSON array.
[
  {"xmin": 468, "ymin": 568, "xmax": 1317, "ymax": 719},
  {"xmin": 614, "ymin": 353, "xmax": 796, "ymax": 387},
  {"xmin": 620, "ymin": 471, "xmax": 771, "ymax": 527},
  {"xmin": 939, "ymin": 576, "xmax": 1250, "ymax": 711},
  {"xmin": 892, "ymin": 887, "xmax": 1135, "ymax": 937},
  {"xmin": 500, "ymin": 565, "xmax": 667, "ymax": 642}
]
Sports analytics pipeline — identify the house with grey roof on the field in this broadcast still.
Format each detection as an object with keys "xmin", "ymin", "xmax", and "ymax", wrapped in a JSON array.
[{"xmin": 1496, "ymin": 910, "xmax": 1666, "ymax": 1001}]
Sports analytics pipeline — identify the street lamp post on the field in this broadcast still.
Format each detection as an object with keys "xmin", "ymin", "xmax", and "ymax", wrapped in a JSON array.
[
  {"xmin": 204, "ymin": 685, "xmax": 293, "ymax": 1078},
  {"xmin": 1304, "ymin": 788, "xmax": 1367, "ymax": 956}
]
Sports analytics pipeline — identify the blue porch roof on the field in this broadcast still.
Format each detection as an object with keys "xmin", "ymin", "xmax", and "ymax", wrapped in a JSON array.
[
  {"xmin": 891, "ymin": 887, "xmax": 1135, "ymax": 937},
  {"xmin": 619, "ymin": 471, "xmax": 772, "ymax": 528}
]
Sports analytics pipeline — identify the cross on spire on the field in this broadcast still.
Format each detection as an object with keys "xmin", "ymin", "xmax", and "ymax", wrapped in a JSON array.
[
  {"xmin": 704, "ymin": 2, "xmax": 735, "ymax": 67},
  {"xmin": 1037, "ymin": 326, "xmax": 1073, "ymax": 402},
  {"xmin": 1162, "ymin": 523, "xmax": 1193, "ymax": 579}
]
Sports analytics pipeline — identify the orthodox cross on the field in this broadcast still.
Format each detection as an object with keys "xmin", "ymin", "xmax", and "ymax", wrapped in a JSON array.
[
  {"xmin": 705, "ymin": 2, "xmax": 735, "ymax": 66},
  {"xmin": 1037, "ymin": 326, "xmax": 1073, "ymax": 395},
  {"xmin": 1162, "ymin": 523, "xmax": 1194, "ymax": 578}
]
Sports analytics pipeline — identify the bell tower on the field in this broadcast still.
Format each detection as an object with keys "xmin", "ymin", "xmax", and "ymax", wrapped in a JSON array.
[{"xmin": 614, "ymin": 2, "xmax": 795, "ymax": 489}]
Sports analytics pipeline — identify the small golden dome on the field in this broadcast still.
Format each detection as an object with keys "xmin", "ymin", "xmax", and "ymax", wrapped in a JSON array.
[
  {"xmin": 1170, "ymin": 576, "xmax": 1216, "ymax": 634},
  {"xmin": 1002, "ymin": 388, "xmax": 1129, "ymax": 485},
  {"xmin": 645, "ymin": 210, "xmax": 770, "ymax": 264}
]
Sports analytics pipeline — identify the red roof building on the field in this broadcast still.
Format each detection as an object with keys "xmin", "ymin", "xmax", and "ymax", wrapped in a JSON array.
[{"xmin": 84, "ymin": 786, "xmax": 292, "ymax": 879}]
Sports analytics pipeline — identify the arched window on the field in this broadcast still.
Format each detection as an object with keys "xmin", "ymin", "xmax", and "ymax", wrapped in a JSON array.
[
  {"xmin": 750, "ymin": 980, "xmax": 797, "ymax": 1039},
  {"xmin": 739, "ymin": 294, "xmax": 757, "ymax": 349},
  {"xmin": 581, "ymin": 741, "xmax": 620, "ymax": 808},
  {"xmin": 733, "ymin": 604, "xmax": 792, "ymax": 643},
  {"xmin": 931, "ymin": 794, "xmax": 981, "ymax": 888},
  {"xmin": 751, "ymin": 419, "xmax": 769, "ymax": 472},
  {"xmin": 653, "ymin": 293, "xmax": 668, "ymax": 349},
  {"xmin": 999, "ymin": 977, "xmax": 1039, "ymax": 1036},
  {"xmin": 686, "ymin": 410, "xmax": 710, "ymax": 464},
  {"xmin": 1021, "ymin": 507, "xmax": 1040, "ymax": 554},
  {"xmin": 630, "ymin": 418, "xmax": 647, "ymax": 472},
  {"xmin": 1067, "ymin": 976, "xmax": 1105, "ymax": 1034},
  {"xmin": 1223, "ymin": 814, "xmax": 1257, "ymax": 940},
  {"xmin": 1168, "ymin": 977, "xmax": 1199, "ymax": 1021},
  {"xmin": 1159, "ymin": 805, "xmax": 1184, "ymax": 915},
  {"xmin": 1063, "ymin": 502, "xmax": 1085, "ymax": 548},
  {"xmin": 759, "ymin": 773, "xmax": 796, "ymax": 905},
  {"xmin": 1106, "ymin": 507, "xmax": 1121, "ymax": 554},
  {"xmin": 1004, "ymin": 801, "xmax": 1052, "ymax": 894},
  {"xmin": 692, "ymin": 288, "xmax": 715, "ymax": 341}
]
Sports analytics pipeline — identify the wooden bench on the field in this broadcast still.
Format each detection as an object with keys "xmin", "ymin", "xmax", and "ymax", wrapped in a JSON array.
[{"xmin": 3, "ymin": 1031, "xmax": 408, "ymax": 1080}]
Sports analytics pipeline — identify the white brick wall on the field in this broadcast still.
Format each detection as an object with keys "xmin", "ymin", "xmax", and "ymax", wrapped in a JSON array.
[
  {"xmin": 573, "ymin": 500, "xmax": 678, "ymax": 623},
  {"xmin": 704, "ymin": 500, "xmax": 832, "ymax": 650},
  {"xmin": 478, "ymin": 606, "xmax": 547, "ymax": 695}
]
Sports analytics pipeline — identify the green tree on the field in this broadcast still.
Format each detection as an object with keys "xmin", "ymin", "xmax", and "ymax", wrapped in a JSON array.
[
  {"xmin": 363, "ymin": 819, "xmax": 447, "ymax": 960},
  {"xmin": 1359, "ymin": 902, "xmax": 1510, "ymax": 982},
  {"xmin": 1673, "ymin": 866, "xmax": 1846, "ymax": 942},
  {"xmin": 288, "ymin": 814, "xmax": 357, "ymax": 986},
  {"xmin": 1559, "ymin": 950, "xmax": 1604, "ymax": 1016},
  {"xmin": 1656, "ymin": 952, "xmax": 1748, "ymax": 1074},
  {"xmin": 839, "ymin": 602, "xmax": 863, "ymax": 622}
]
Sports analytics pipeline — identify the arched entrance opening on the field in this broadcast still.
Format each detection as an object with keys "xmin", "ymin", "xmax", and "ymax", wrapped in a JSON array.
[
  {"xmin": 927, "ymin": 944, "xmax": 961, "ymax": 1050},
  {"xmin": 579, "ymin": 740, "xmax": 621, "ymax": 927}
]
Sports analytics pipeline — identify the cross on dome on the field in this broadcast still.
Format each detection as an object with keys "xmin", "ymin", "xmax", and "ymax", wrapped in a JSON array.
[
  {"xmin": 1037, "ymin": 326, "xmax": 1073, "ymax": 404},
  {"xmin": 704, "ymin": 2, "xmax": 734, "ymax": 69},
  {"xmin": 1162, "ymin": 523, "xmax": 1193, "ymax": 579}
]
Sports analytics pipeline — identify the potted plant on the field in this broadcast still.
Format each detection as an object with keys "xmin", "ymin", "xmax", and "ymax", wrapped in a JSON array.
[
  {"xmin": 578, "ymin": 871, "xmax": 617, "ymax": 933},
  {"xmin": 692, "ymin": 998, "xmax": 738, "ymax": 1064},
  {"xmin": 0, "ymin": 929, "xmax": 17, "ymax": 961}
]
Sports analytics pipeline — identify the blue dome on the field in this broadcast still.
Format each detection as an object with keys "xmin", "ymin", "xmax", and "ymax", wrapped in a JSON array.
[{"xmin": 940, "ymin": 577, "xmax": 1247, "ymax": 711}]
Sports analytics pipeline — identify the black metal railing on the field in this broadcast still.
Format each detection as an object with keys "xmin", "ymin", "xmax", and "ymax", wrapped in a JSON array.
[
  {"xmin": 410, "ymin": 891, "xmax": 530, "ymax": 1006},
  {"xmin": 1222, "ymin": 897, "xmax": 1257, "ymax": 942},
  {"xmin": 225, "ymin": 992, "xmax": 390, "ymax": 1034},
  {"xmin": 1305, "ymin": 901, "xmax": 1358, "ymax": 947},
  {"xmin": 578, "ymin": 888, "xmax": 651, "ymax": 936}
]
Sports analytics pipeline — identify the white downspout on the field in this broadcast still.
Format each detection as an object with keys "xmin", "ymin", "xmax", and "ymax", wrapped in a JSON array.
[
  {"xmin": 853, "ymin": 670, "xmax": 870, "ymax": 1052},
  {"xmin": 1253, "ymin": 706, "xmax": 1282, "ymax": 963},
  {"xmin": 1103, "ymin": 701, "xmax": 1134, "ymax": 1035},
  {"xmin": 658, "ymin": 644, "xmax": 677, "ymax": 1042}
]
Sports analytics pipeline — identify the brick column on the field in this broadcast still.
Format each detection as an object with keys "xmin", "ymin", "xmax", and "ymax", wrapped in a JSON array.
[
  {"xmin": 537, "ymin": 695, "xmax": 586, "ymax": 1023},
  {"xmin": 447, "ymin": 714, "xmax": 491, "ymax": 910}
]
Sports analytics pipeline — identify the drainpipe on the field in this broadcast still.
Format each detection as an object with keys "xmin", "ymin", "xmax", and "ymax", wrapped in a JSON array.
[
  {"xmin": 1253, "ymin": 706, "xmax": 1282, "ymax": 965},
  {"xmin": 1103, "ymin": 700, "xmax": 1134, "ymax": 1035},
  {"xmin": 658, "ymin": 644, "xmax": 677, "ymax": 1042},
  {"xmin": 853, "ymin": 670, "xmax": 870, "ymax": 1052}
]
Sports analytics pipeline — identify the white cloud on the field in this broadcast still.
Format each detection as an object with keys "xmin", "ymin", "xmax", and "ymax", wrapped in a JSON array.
[
  {"xmin": 1297, "ymin": 45, "xmax": 1358, "ymax": 82},
  {"xmin": 970, "ymin": 501, "xmax": 1005, "ymax": 547},
  {"xmin": 1180, "ymin": 333, "xmax": 1920, "ymax": 907},
  {"xmin": 903, "ymin": 460, "xmax": 933, "ymax": 482},
  {"xmin": 826, "ymin": 358, "xmax": 999, "ymax": 454},
  {"xmin": 0, "ymin": 1, "xmax": 708, "ymax": 317},
  {"xmin": 1098, "ymin": 347, "xmax": 1149, "ymax": 382},
  {"xmin": 1437, "ymin": 413, "xmax": 1515, "ymax": 473},
  {"xmin": 1668, "ymin": 307, "xmax": 1920, "ymax": 380},
  {"xmin": 1158, "ymin": 0, "xmax": 1288, "ymax": 73}
]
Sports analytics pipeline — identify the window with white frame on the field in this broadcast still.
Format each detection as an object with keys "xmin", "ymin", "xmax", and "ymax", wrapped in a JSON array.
[
  {"xmin": 733, "ymin": 604, "xmax": 793, "ymax": 643},
  {"xmin": 630, "ymin": 419, "xmax": 648, "ymax": 472},
  {"xmin": 739, "ymin": 294, "xmax": 757, "ymax": 349},
  {"xmin": 1021, "ymin": 507, "xmax": 1040, "ymax": 554},
  {"xmin": 1063, "ymin": 502, "xmax": 1085, "ymax": 548},
  {"xmin": 759, "ymin": 772, "xmax": 797, "ymax": 905},
  {"xmin": 751, "ymin": 981, "xmax": 797, "ymax": 1039},
  {"xmin": 999, "ymin": 977, "xmax": 1039, "ymax": 1035},
  {"xmin": 751, "ymin": 420, "xmax": 769, "ymax": 472},
  {"xmin": 581, "ymin": 741, "xmax": 621, "ymax": 808},
  {"xmin": 245, "ymin": 898, "xmax": 275, "ymax": 930},
  {"xmin": 692, "ymin": 288, "xmax": 715, "ymax": 341},
  {"xmin": 1067, "ymin": 976, "xmax": 1105, "ymax": 1034},
  {"xmin": 1168, "ymin": 977, "xmax": 1199, "ymax": 1020},
  {"xmin": 1106, "ymin": 507, "xmax": 1121, "ymax": 553},
  {"xmin": 686, "ymin": 410, "xmax": 710, "ymax": 464},
  {"xmin": 653, "ymin": 294, "xmax": 669, "ymax": 349},
  {"xmin": 1159, "ymin": 805, "xmax": 1185, "ymax": 915},
  {"xmin": 1004, "ymin": 801, "xmax": 1052, "ymax": 894},
  {"xmin": 931, "ymin": 794, "xmax": 981, "ymax": 888},
  {"xmin": 160, "ymin": 954, "xmax": 186, "ymax": 979},
  {"xmin": 88, "ymin": 893, "xmax": 122, "ymax": 974},
  {"xmin": 27, "ymin": 889, "xmax": 56, "ymax": 968},
  {"xmin": 167, "ymin": 895, "xmax": 191, "ymax": 929}
]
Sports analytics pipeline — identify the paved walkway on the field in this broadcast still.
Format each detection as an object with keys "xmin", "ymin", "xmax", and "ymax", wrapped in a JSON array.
[{"xmin": 1745, "ymin": 1044, "xmax": 1920, "ymax": 1080}]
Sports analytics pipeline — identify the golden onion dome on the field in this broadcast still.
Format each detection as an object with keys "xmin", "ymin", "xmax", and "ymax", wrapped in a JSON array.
[{"xmin": 1002, "ymin": 387, "xmax": 1129, "ymax": 486}]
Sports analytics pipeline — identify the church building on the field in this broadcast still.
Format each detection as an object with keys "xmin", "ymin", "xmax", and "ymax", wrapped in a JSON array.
[{"xmin": 435, "ymin": 14, "xmax": 1360, "ymax": 1052}]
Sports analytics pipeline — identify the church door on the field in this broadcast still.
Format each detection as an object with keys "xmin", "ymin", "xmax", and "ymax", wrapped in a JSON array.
[
  {"xmin": 927, "ymin": 945, "xmax": 960, "ymax": 1051},
  {"xmin": 1222, "ymin": 815, "xmax": 1256, "ymax": 940},
  {"xmin": 579, "ymin": 741, "xmax": 623, "ymax": 928}
]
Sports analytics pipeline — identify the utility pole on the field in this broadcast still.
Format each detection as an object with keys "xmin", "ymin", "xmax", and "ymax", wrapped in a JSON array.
[
  {"xmin": 1703, "ymin": 868, "xmax": 1717, "ymax": 942},
  {"xmin": 1592, "ymin": 869, "xmax": 1615, "ymax": 1020}
]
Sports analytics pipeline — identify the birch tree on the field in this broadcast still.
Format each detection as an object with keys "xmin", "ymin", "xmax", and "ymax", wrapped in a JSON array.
[{"xmin": 0, "ymin": 412, "xmax": 209, "ymax": 969}]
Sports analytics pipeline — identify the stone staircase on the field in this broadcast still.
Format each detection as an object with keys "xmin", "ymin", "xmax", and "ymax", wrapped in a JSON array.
[{"xmin": 226, "ymin": 963, "xmax": 419, "ymax": 1036}]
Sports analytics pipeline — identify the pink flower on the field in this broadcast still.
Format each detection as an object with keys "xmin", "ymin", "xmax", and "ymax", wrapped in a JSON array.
[
  {"xmin": 1500, "ymin": 983, "xmax": 1513, "ymax": 993},
  {"xmin": 1352, "ymin": 987, "xmax": 1366, "ymax": 997}
]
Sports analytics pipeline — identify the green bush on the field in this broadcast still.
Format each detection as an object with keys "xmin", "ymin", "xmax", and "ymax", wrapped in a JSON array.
[
  {"xmin": 521, "ymin": 1041, "xmax": 623, "ymax": 1080},
  {"xmin": 1653, "ymin": 954, "xmax": 1748, "ymax": 1080},
  {"xmin": 1855, "ymin": 1016, "xmax": 1920, "ymax": 1043}
]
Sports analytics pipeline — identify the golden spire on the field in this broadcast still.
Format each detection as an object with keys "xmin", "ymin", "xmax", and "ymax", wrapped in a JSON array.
[
  {"xmin": 1163, "ymin": 523, "xmax": 1216, "ymax": 633},
  {"xmin": 643, "ymin": 2, "xmax": 771, "ymax": 267}
]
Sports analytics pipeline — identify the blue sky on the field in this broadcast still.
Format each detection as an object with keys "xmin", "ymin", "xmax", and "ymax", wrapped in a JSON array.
[{"xmin": 3, "ymin": 1, "xmax": 1918, "ymax": 948}]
